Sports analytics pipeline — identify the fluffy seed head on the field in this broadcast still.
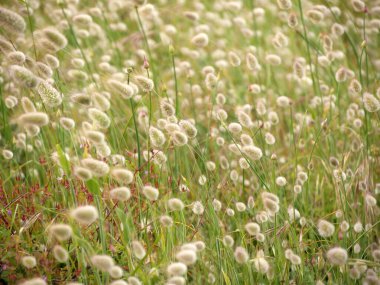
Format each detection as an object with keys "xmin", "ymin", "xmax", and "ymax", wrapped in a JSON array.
[
  {"xmin": 109, "ymin": 265, "xmax": 123, "ymax": 279},
  {"xmin": 71, "ymin": 205, "xmax": 99, "ymax": 225},
  {"xmin": 176, "ymin": 249, "xmax": 197, "ymax": 265},
  {"xmin": 132, "ymin": 240, "xmax": 146, "ymax": 259},
  {"xmin": 172, "ymin": 131, "xmax": 188, "ymax": 146},
  {"xmin": 21, "ymin": 256, "xmax": 37, "ymax": 269},
  {"xmin": 192, "ymin": 201, "xmax": 204, "ymax": 215},
  {"xmin": 74, "ymin": 166, "xmax": 92, "ymax": 181},
  {"xmin": 81, "ymin": 158, "xmax": 109, "ymax": 177},
  {"xmin": 53, "ymin": 245, "xmax": 69, "ymax": 263},
  {"xmin": 88, "ymin": 108, "xmax": 111, "ymax": 129},
  {"xmin": 91, "ymin": 255, "xmax": 115, "ymax": 271},
  {"xmin": 160, "ymin": 100, "xmax": 175, "ymax": 117},
  {"xmin": 49, "ymin": 224, "xmax": 72, "ymax": 242},
  {"xmin": 110, "ymin": 281, "xmax": 128, "ymax": 285},
  {"xmin": 242, "ymin": 145, "xmax": 263, "ymax": 160},
  {"xmin": 36, "ymin": 81, "xmax": 62, "ymax": 107},
  {"xmin": 10, "ymin": 65, "xmax": 38, "ymax": 88},
  {"xmin": 167, "ymin": 262, "xmax": 187, "ymax": 276},
  {"xmin": 191, "ymin": 33, "xmax": 209, "ymax": 48},
  {"xmin": 168, "ymin": 198, "xmax": 185, "ymax": 211},
  {"xmin": 142, "ymin": 185, "xmax": 159, "ymax": 201},
  {"xmin": 2, "ymin": 149, "xmax": 13, "ymax": 160},
  {"xmin": 363, "ymin": 93, "xmax": 380, "ymax": 112},
  {"xmin": 0, "ymin": 7, "xmax": 26, "ymax": 35},
  {"xmin": 111, "ymin": 168, "xmax": 134, "ymax": 184},
  {"xmin": 234, "ymin": 246, "xmax": 249, "ymax": 264},
  {"xmin": 60, "ymin": 117, "xmax": 75, "ymax": 130},
  {"xmin": 110, "ymin": 187, "xmax": 131, "ymax": 201},
  {"xmin": 317, "ymin": 220, "xmax": 335, "ymax": 237},
  {"xmin": 228, "ymin": 51, "xmax": 241, "ymax": 66},
  {"xmin": 19, "ymin": 112, "xmax": 49, "ymax": 127},
  {"xmin": 149, "ymin": 126, "xmax": 166, "ymax": 147},
  {"xmin": 277, "ymin": 0, "xmax": 292, "ymax": 10},
  {"xmin": 179, "ymin": 120, "xmax": 197, "ymax": 138},
  {"xmin": 135, "ymin": 75, "xmax": 154, "ymax": 92},
  {"xmin": 253, "ymin": 251, "xmax": 270, "ymax": 273},
  {"xmin": 21, "ymin": 278, "xmax": 47, "ymax": 285},
  {"xmin": 245, "ymin": 222, "xmax": 260, "ymax": 236},
  {"xmin": 37, "ymin": 27, "xmax": 67, "ymax": 52},
  {"xmin": 223, "ymin": 235, "xmax": 234, "ymax": 247},
  {"xmin": 326, "ymin": 247, "xmax": 348, "ymax": 265}
]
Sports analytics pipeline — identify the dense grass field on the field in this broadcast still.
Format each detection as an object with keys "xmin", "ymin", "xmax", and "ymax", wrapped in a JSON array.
[{"xmin": 0, "ymin": 0, "xmax": 380, "ymax": 284}]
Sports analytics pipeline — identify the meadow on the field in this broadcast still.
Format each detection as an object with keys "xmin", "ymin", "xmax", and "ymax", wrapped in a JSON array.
[{"xmin": 0, "ymin": 0, "xmax": 379, "ymax": 284}]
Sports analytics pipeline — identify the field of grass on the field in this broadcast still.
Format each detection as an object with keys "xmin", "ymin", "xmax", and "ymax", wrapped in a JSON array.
[{"xmin": 0, "ymin": 0, "xmax": 380, "ymax": 284}]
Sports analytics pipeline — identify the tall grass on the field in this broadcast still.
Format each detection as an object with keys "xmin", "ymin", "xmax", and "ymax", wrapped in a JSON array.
[{"xmin": 0, "ymin": 0, "xmax": 379, "ymax": 284}]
